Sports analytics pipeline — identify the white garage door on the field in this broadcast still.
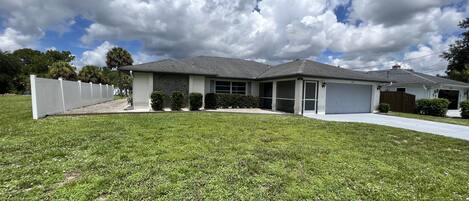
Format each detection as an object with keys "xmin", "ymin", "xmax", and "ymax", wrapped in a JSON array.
[{"xmin": 326, "ymin": 83, "xmax": 372, "ymax": 114}]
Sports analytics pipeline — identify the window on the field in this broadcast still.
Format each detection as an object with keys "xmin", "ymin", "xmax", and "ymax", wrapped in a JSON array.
[
  {"xmin": 214, "ymin": 81, "xmax": 247, "ymax": 94},
  {"xmin": 397, "ymin": 88, "xmax": 406, "ymax": 92},
  {"xmin": 231, "ymin": 82, "xmax": 246, "ymax": 94},
  {"xmin": 215, "ymin": 81, "xmax": 231, "ymax": 94}
]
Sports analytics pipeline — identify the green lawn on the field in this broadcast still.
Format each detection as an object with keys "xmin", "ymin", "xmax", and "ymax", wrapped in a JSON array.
[
  {"xmin": 1, "ymin": 96, "xmax": 469, "ymax": 200},
  {"xmin": 388, "ymin": 111, "xmax": 469, "ymax": 127}
]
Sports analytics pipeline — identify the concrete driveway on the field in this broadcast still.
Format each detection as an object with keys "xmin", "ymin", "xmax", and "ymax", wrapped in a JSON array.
[{"xmin": 305, "ymin": 113, "xmax": 469, "ymax": 141}]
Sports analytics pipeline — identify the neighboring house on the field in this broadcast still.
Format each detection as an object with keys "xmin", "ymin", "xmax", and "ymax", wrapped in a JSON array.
[
  {"xmin": 368, "ymin": 65, "xmax": 469, "ymax": 109},
  {"xmin": 119, "ymin": 56, "xmax": 389, "ymax": 115}
]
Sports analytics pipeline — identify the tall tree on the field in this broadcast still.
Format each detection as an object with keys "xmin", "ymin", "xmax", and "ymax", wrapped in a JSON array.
[
  {"xmin": 106, "ymin": 47, "xmax": 133, "ymax": 69},
  {"xmin": 0, "ymin": 51, "xmax": 22, "ymax": 93},
  {"xmin": 12, "ymin": 48, "xmax": 49, "ymax": 75},
  {"xmin": 45, "ymin": 50, "xmax": 75, "ymax": 63},
  {"xmin": 78, "ymin": 65, "xmax": 108, "ymax": 84},
  {"xmin": 442, "ymin": 17, "xmax": 469, "ymax": 82},
  {"xmin": 105, "ymin": 47, "xmax": 133, "ymax": 95},
  {"xmin": 48, "ymin": 61, "xmax": 77, "ymax": 81}
]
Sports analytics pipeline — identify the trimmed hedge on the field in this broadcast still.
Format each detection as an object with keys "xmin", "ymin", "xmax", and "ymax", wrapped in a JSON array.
[
  {"xmin": 416, "ymin": 98, "xmax": 449, "ymax": 117},
  {"xmin": 214, "ymin": 94, "xmax": 259, "ymax": 109},
  {"xmin": 461, "ymin": 100, "xmax": 469, "ymax": 119},
  {"xmin": 189, "ymin": 93, "xmax": 203, "ymax": 111},
  {"xmin": 171, "ymin": 91, "xmax": 185, "ymax": 111},
  {"xmin": 150, "ymin": 91, "xmax": 165, "ymax": 111},
  {"xmin": 204, "ymin": 93, "xmax": 217, "ymax": 109},
  {"xmin": 378, "ymin": 103, "xmax": 390, "ymax": 113}
]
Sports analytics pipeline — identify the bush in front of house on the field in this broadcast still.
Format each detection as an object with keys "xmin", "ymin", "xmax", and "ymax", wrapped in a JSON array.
[
  {"xmin": 189, "ymin": 93, "xmax": 203, "ymax": 111},
  {"xmin": 247, "ymin": 95, "xmax": 259, "ymax": 108},
  {"xmin": 378, "ymin": 103, "xmax": 390, "ymax": 113},
  {"xmin": 461, "ymin": 100, "xmax": 469, "ymax": 119},
  {"xmin": 171, "ymin": 91, "xmax": 185, "ymax": 111},
  {"xmin": 204, "ymin": 93, "xmax": 217, "ymax": 109},
  {"xmin": 214, "ymin": 94, "xmax": 260, "ymax": 109},
  {"xmin": 216, "ymin": 94, "xmax": 231, "ymax": 108},
  {"xmin": 150, "ymin": 91, "xmax": 164, "ymax": 110},
  {"xmin": 416, "ymin": 98, "xmax": 449, "ymax": 117}
]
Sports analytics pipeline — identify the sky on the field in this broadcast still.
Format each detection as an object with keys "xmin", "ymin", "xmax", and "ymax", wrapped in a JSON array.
[{"xmin": 0, "ymin": 0, "xmax": 468, "ymax": 75}]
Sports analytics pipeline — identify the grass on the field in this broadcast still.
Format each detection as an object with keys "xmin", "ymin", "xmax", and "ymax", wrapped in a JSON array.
[
  {"xmin": 1, "ymin": 96, "xmax": 469, "ymax": 200},
  {"xmin": 388, "ymin": 111, "xmax": 469, "ymax": 127}
]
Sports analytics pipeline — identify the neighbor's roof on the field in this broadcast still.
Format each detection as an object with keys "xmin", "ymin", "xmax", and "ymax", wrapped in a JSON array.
[
  {"xmin": 367, "ymin": 69, "xmax": 469, "ymax": 87},
  {"xmin": 119, "ymin": 58, "xmax": 215, "ymax": 76},
  {"xmin": 181, "ymin": 56, "xmax": 271, "ymax": 79},
  {"xmin": 258, "ymin": 59, "xmax": 390, "ymax": 82}
]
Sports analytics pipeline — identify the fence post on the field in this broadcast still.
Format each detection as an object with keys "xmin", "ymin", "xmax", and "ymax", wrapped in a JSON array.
[
  {"xmin": 106, "ymin": 84, "xmax": 109, "ymax": 99},
  {"xmin": 58, "ymin": 77, "xmax": 66, "ymax": 112},
  {"xmin": 90, "ymin": 82, "xmax": 93, "ymax": 104},
  {"xmin": 30, "ymin": 75, "xmax": 39, "ymax": 119},
  {"xmin": 99, "ymin": 83, "xmax": 103, "ymax": 100},
  {"xmin": 78, "ymin": 80, "xmax": 82, "ymax": 106}
]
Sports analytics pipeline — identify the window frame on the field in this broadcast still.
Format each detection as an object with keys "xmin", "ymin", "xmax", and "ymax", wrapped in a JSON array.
[{"xmin": 214, "ymin": 80, "xmax": 248, "ymax": 95}]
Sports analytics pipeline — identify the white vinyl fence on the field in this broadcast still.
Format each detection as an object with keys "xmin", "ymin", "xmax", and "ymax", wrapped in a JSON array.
[{"xmin": 30, "ymin": 75, "xmax": 114, "ymax": 119}]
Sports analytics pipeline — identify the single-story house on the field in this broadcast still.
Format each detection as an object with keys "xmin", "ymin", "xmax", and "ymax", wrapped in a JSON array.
[
  {"xmin": 120, "ymin": 56, "xmax": 389, "ymax": 115},
  {"xmin": 368, "ymin": 65, "xmax": 469, "ymax": 109}
]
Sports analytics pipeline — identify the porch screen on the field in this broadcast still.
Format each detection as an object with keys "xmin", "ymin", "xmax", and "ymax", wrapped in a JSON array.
[
  {"xmin": 276, "ymin": 80, "xmax": 295, "ymax": 113},
  {"xmin": 259, "ymin": 82, "xmax": 273, "ymax": 109}
]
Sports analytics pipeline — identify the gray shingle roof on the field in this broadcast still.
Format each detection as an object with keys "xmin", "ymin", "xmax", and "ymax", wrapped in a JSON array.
[
  {"xmin": 181, "ymin": 56, "xmax": 271, "ymax": 79},
  {"xmin": 119, "ymin": 58, "xmax": 215, "ymax": 75},
  {"xmin": 258, "ymin": 59, "xmax": 389, "ymax": 82},
  {"xmin": 120, "ymin": 56, "xmax": 389, "ymax": 82},
  {"xmin": 367, "ymin": 69, "xmax": 469, "ymax": 87}
]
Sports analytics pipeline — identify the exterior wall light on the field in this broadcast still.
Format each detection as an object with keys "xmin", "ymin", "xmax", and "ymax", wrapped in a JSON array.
[{"xmin": 321, "ymin": 82, "xmax": 326, "ymax": 88}]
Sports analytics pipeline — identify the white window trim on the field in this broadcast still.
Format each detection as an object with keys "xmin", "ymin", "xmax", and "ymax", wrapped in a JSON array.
[{"xmin": 214, "ymin": 80, "xmax": 248, "ymax": 95}]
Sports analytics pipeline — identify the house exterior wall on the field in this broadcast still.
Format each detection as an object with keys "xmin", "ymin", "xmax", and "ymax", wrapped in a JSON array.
[
  {"xmin": 304, "ymin": 78, "xmax": 380, "ymax": 114},
  {"xmin": 133, "ymin": 72, "xmax": 153, "ymax": 110},
  {"xmin": 382, "ymin": 84, "xmax": 469, "ymax": 108},
  {"xmin": 189, "ymin": 75, "xmax": 206, "ymax": 107},
  {"xmin": 382, "ymin": 84, "xmax": 431, "ymax": 100},
  {"xmin": 153, "ymin": 73, "xmax": 189, "ymax": 107},
  {"xmin": 132, "ymin": 73, "xmax": 383, "ymax": 113}
]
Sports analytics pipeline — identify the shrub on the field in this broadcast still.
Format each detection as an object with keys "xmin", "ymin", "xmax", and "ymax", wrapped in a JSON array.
[
  {"xmin": 150, "ymin": 91, "xmax": 164, "ymax": 111},
  {"xmin": 416, "ymin": 98, "xmax": 449, "ymax": 117},
  {"xmin": 189, "ymin": 93, "xmax": 203, "ymax": 111},
  {"xmin": 171, "ymin": 91, "xmax": 185, "ymax": 111},
  {"xmin": 204, "ymin": 93, "xmax": 217, "ymax": 109},
  {"xmin": 216, "ymin": 94, "xmax": 231, "ymax": 108},
  {"xmin": 246, "ymin": 95, "xmax": 259, "ymax": 108},
  {"xmin": 461, "ymin": 100, "xmax": 469, "ymax": 119},
  {"xmin": 206, "ymin": 93, "xmax": 261, "ymax": 109},
  {"xmin": 378, "ymin": 103, "xmax": 390, "ymax": 113}
]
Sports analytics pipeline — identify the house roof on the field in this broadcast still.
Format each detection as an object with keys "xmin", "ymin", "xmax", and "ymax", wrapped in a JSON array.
[
  {"xmin": 119, "ymin": 58, "xmax": 215, "ymax": 76},
  {"xmin": 258, "ymin": 59, "xmax": 390, "ymax": 82},
  {"xmin": 181, "ymin": 56, "xmax": 271, "ymax": 79},
  {"xmin": 367, "ymin": 69, "xmax": 469, "ymax": 87},
  {"xmin": 120, "ymin": 56, "xmax": 389, "ymax": 83}
]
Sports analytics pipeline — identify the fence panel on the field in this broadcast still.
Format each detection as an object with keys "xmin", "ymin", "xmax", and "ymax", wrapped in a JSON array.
[
  {"xmin": 380, "ymin": 91, "xmax": 416, "ymax": 113},
  {"xmin": 30, "ymin": 75, "xmax": 114, "ymax": 119}
]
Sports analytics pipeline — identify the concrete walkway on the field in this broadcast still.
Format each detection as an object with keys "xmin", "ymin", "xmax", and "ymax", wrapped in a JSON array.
[
  {"xmin": 447, "ymin": 109, "xmax": 461, "ymax": 118},
  {"xmin": 305, "ymin": 113, "xmax": 469, "ymax": 141}
]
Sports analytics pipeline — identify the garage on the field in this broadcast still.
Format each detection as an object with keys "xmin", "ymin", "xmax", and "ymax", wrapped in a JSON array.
[{"xmin": 326, "ymin": 83, "xmax": 372, "ymax": 114}]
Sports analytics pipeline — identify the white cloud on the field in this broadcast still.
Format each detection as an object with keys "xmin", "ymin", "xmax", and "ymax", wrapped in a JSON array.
[
  {"xmin": 0, "ymin": 0, "xmax": 467, "ymax": 74},
  {"xmin": 0, "ymin": 28, "xmax": 37, "ymax": 51},
  {"xmin": 78, "ymin": 41, "xmax": 115, "ymax": 67}
]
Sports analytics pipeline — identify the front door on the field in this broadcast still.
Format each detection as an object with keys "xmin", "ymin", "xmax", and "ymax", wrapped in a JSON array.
[{"xmin": 303, "ymin": 81, "xmax": 318, "ymax": 114}]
